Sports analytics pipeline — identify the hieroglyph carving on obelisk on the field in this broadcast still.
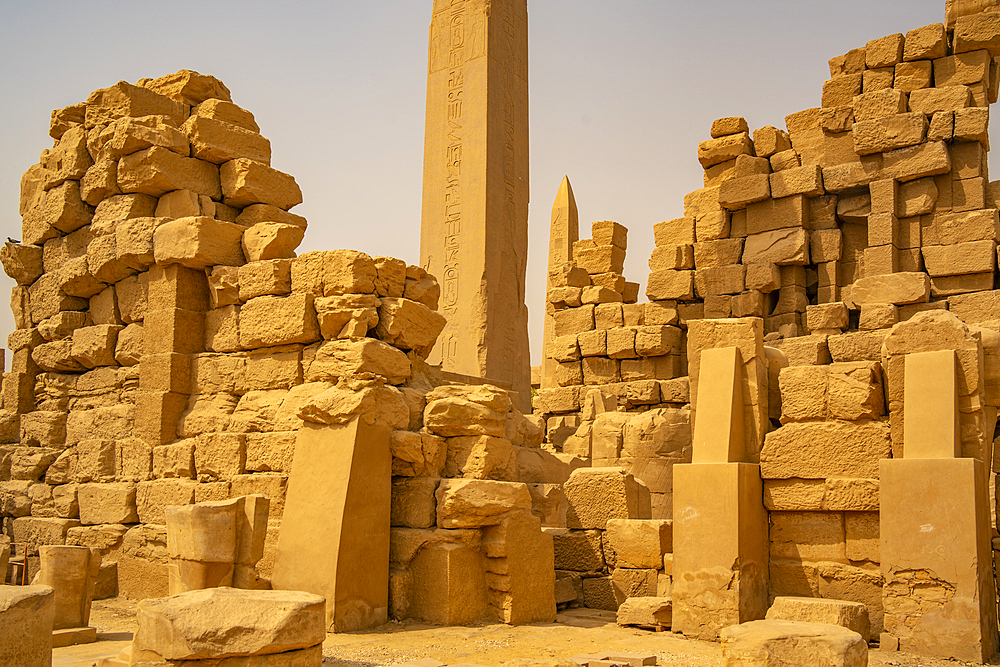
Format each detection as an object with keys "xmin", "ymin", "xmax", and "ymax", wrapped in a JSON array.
[{"xmin": 419, "ymin": 0, "xmax": 531, "ymax": 407}]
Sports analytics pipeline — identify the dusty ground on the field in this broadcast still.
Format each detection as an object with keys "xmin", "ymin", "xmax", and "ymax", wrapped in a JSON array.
[{"xmin": 54, "ymin": 598, "xmax": 992, "ymax": 667}]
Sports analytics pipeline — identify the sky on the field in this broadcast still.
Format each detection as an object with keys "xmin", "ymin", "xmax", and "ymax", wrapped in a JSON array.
[{"xmin": 0, "ymin": 0, "xmax": 971, "ymax": 366}]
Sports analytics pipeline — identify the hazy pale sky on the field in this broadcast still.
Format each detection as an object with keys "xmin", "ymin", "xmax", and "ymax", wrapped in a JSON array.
[{"xmin": 0, "ymin": 0, "xmax": 971, "ymax": 365}]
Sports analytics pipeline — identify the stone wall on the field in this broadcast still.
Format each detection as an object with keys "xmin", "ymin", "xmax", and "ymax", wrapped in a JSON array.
[
  {"xmin": 535, "ymin": 1, "xmax": 1000, "ymax": 636},
  {"xmin": 0, "ymin": 72, "xmax": 562, "ymax": 626}
]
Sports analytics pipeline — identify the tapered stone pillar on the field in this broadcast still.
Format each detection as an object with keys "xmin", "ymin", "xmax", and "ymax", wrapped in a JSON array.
[
  {"xmin": 35, "ymin": 545, "xmax": 101, "ymax": 647},
  {"xmin": 419, "ymin": 0, "xmax": 530, "ymax": 408},
  {"xmin": 272, "ymin": 418, "xmax": 391, "ymax": 632},
  {"xmin": 881, "ymin": 349, "xmax": 999, "ymax": 662},
  {"xmin": 673, "ymin": 340, "xmax": 768, "ymax": 640},
  {"xmin": 541, "ymin": 176, "xmax": 579, "ymax": 390}
]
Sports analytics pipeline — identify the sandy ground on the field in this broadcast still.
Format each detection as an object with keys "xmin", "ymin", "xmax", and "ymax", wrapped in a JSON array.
[{"xmin": 53, "ymin": 598, "xmax": 992, "ymax": 667}]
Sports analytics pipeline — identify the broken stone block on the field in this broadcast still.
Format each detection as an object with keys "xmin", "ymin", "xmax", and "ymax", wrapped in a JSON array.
[
  {"xmin": 423, "ymin": 385, "xmax": 510, "ymax": 438},
  {"xmin": 241, "ymin": 222, "xmax": 304, "ymax": 262},
  {"xmin": 376, "ymin": 297, "xmax": 447, "ymax": 357},
  {"xmin": 305, "ymin": 338, "xmax": 410, "ymax": 385},
  {"xmin": 564, "ymin": 468, "xmax": 649, "ymax": 529},
  {"xmin": 71, "ymin": 325, "xmax": 122, "ymax": 368},
  {"xmin": 435, "ymin": 478, "xmax": 532, "ymax": 529},
  {"xmin": 616, "ymin": 597, "xmax": 672, "ymax": 628},
  {"xmin": 183, "ymin": 115, "xmax": 270, "ymax": 165},
  {"xmin": 315, "ymin": 294, "xmax": 379, "ymax": 340},
  {"xmin": 1, "ymin": 242, "xmax": 44, "ymax": 286},
  {"xmin": 220, "ymin": 158, "xmax": 302, "ymax": 210},
  {"xmin": 720, "ymin": 619, "xmax": 868, "ymax": 667},
  {"xmin": 760, "ymin": 421, "xmax": 891, "ymax": 480},
  {"xmin": 604, "ymin": 519, "xmax": 672, "ymax": 569},
  {"xmin": 132, "ymin": 587, "xmax": 325, "ymax": 660}
]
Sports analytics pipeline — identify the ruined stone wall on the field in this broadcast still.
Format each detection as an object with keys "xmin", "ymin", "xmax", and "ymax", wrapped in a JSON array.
[{"xmin": 535, "ymin": 1, "xmax": 1000, "ymax": 632}]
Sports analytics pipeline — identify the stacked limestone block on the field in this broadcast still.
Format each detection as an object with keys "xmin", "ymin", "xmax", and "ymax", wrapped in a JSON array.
[
  {"xmin": 646, "ymin": 6, "xmax": 1000, "ymax": 342},
  {"xmin": 536, "ymin": 221, "xmax": 695, "ymax": 521},
  {"xmin": 1, "ymin": 74, "xmax": 558, "ymax": 628},
  {"xmin": 547, "ymin": 466, "xmax": 673, "ymax": 614}
]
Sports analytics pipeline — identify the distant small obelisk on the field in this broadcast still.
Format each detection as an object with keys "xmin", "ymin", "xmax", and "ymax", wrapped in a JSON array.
[
  {"xmin": 419, "ymin": 0, "xmax": 531, "ymax": 408},
  {"xmin": 541, "ymin": 176, "xmax": 579, "ymax": 389}
]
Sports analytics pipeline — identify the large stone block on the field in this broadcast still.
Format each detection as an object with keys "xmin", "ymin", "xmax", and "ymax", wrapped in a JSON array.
[
  {"xmin": 0, "ymin": 585, "xmax": 54, "ymax": 667},
  {"xmin": 132, "ymin": 587, "xmax": 325, "ymax": 660},
  {"xmin": 564, "ymin": 468, "xmax": 649, "ymax": 529},
  {"xmin": 118, "ymin": 147, "xmax": 221, "ymax": 199},
  {"xmin": 720, "ymin": 619, "xmax": 868, "ymax": 667},
  {"xmin": 220, "ymin": 158, "xmax": 302, "ymax": 210},
  {"xmin": 761, "ymin": 421, "xmax": 891, "ymax": 480},
  {"xmin": 153, "ymin": 216, "xmax": 245, "ymax": 269},
  {"xmin": 239, "ymin": 294, "xmax": 320, "ymax": 349},
  {"xmin": 435, "ymin": 478, "xmax": 532, "ymax": 529},
  {"xmin": 272, "ymin": 419, "xmax": 390, "ymax": 632},
  {"xmin": 604, "ymin": 519, "xmax": 672, "ymax": 569}
]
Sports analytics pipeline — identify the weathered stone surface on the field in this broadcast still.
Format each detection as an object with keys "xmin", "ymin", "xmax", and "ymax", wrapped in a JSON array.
[
  {"xmin": 220, "ymin": 159, "xmax": 302, "ymax": 210},
  {"xmin": 616, "ymin": 597, "xmax": 672, "ymax": 627},
  {"xmin": 564, "ymin": 468, "xmax": 649, "ymax": 529},
  {"xmin": 604, "ymin": 519, "xmax": 672, "ymax": 569},
  {"xmin": 242, "ymin": 223, "xmax": 304, "ymax": 262},
  {"xmin": 118, "ymin": 147, "xmax": 221, "ymax": 199},
  {"xmin": 720, "ymin": 619, "xmax": 868, "ymax": 667},
  {"xmin": 376, "ymin": 297, "xmax": 447, "ymax": 357},
  {"xmin": 132, "ymin": 587, "xmax": 325, "ymax": 660},
  {"xmin": 0, "ymin": 584, "xmax": 54, "ymax": 667},
  {"xmin": 760, "ymin": 421, "xmax": 891, "ymax": 479},
  {"xmin": 305, "ymin": 338, "xmax": 410, "ymax": 385},
  {"xmin": 423, "ymin": 385, "xmax": 511, "ymax": 438},
  {"xmin": 435, "ymin": 479, "xmax": 532, "ymax": 529},
  {"xmin": 153, "ymin": 216, "xmax": 245, "ymax": 268}
]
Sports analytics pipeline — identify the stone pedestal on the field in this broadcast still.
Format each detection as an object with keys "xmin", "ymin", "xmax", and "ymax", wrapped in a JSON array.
[
  {"xmin": 672, "ymin": 462, "xmax": 768, "ymax": 640},
  {"xmin": 35, "ymin": 545, "xmax": 100, "ymax": 646},
  {"xmin": 881, "ymin": 458, "xmax": 999, "ymax": 663},
  {"xmin": 272, "ymin": 418, "xmax": 391, "ymax": 632}
]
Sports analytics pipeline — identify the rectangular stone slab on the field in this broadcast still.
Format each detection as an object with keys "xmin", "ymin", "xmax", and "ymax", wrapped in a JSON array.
[{"xmin": 272, "ymin": 418, "xmax": 391, "ymax": 632}]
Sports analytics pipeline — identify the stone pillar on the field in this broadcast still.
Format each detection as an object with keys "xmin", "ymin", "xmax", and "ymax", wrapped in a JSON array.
[
  {"xmin": 35, "ymin": 545, "xmax": 100, "ymax": 647},
  {"xmin": 541, "ymin": 176, "xmax": 579, "ymax": 390},
  {"xmin": 0, "ymin": 584, "xmax": 54, "ymax": 667},
  {"xmin": 673, "ymin": 324, "xmax": 769, "ymax": 641},
  {"xmin": 881, "ymin": 345, "xmax": 999, "ymax": 662},
  {"xmin": 419, "ymin": 0, "xmax": 531, "ymax": 408},
  {"xmin": 272, "ymin": 417, "xmax": 391, "ymax": 632}
]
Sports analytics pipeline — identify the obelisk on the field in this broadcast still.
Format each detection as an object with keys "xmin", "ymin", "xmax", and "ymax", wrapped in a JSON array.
[
  {"xmin": 540, "ymin": 176, "xmax": 578, "ymax": 389},
  {"xmin": 419, "ymin": 0, "xmax": 531, "ymax": 408}
]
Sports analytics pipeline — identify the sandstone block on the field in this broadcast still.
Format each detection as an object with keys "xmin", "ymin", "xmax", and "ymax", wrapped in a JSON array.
[
  {"xmin": 922, "ymin": 240, "xmax": 996, "ymax": 276},
  {"xmin": 242, "ymin": 222, "xmax": 304, "ymax": 262},
  {"xmin": 823, "ymin": 74, "xmax": 863, "ymax": 107},
  {"xmin": 853, "ymin": 113, "xmax": 928, "ymax": 155},
  {"xmin": 220, "ymin": 159, "xmax": 302, "ymax": 210},
  {"xmin": 698, "ymin": 133, "xmax": 753, "ymax": 168},
  {"xmin": 604, "ymin": 519, "xmax": 671, "ymax": 569},
  {"xmin": 305, "ymin": 338, "xmax": 409, "ymax": 385},
  {"xmin": 954, "ymin": 10, "xmax": 1000, "ymax": 56},
  {"xmin": 0, "ymin": 585, "xmax": 55, "ymax": 667},
  {"xmin": 720, "ymin": 619, "xmax": 868, "ymax": 667},
  {"xmin": 132, "ymin": 587, "xmax": 325, "ymax": 660},
  {"xmin": 376, "ymin": 297, "xmax": 446, "ymax": 357},
  {"xmin": 118, "ymin": 147, "xmax": 221, "ymax": 199},
  {"xmin": 851, "ymin": 272, "xmax": 930, "ymax": 305},
  {"xmin": 183, "ymin": 115, "xmax": 270, "ymax": 165},
  {"xmin": 564, "ymin": 468, "xmax": 648, "ymax": 529},
  {"xmin": 434, "ymin": 478, "xmax": 532, "ymax": 528},
  {"xmin": 77, "ymin": 483, "xmax": 137, "ymax": 525},
  {"xmin": 239, "ymin": 293, "xmax": 319, "ymax": 349},
  {"xmin": 153, "ymin": 216, "xmax": 244, "ymax": 269},
  {"xmin": 742, "ymin": 229, "xmax": 809, "ymax": 266},
  {"xmin": 760, "ymin": 421, "xmax": 891, "ymax": 480}
]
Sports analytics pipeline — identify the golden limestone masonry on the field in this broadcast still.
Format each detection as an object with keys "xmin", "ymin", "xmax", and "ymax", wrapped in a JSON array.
[{"xmin": 10, "ymin": 1, "xmax": 1000, "ymax": 666}]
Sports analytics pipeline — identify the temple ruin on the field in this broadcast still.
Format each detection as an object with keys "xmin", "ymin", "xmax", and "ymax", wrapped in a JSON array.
[{"xmin": 4, "ymin": 0, "xmax": 1000, "ymax": 666}]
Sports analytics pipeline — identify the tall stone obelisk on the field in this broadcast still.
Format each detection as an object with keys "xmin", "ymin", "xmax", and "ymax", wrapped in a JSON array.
[
  {"xmin": 540, "ymin": 176, "xmax": 578, "ymax": 389},
  {"xmin": 420, "ymin": 0, "xmax": 531, "ymax": 408}
]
